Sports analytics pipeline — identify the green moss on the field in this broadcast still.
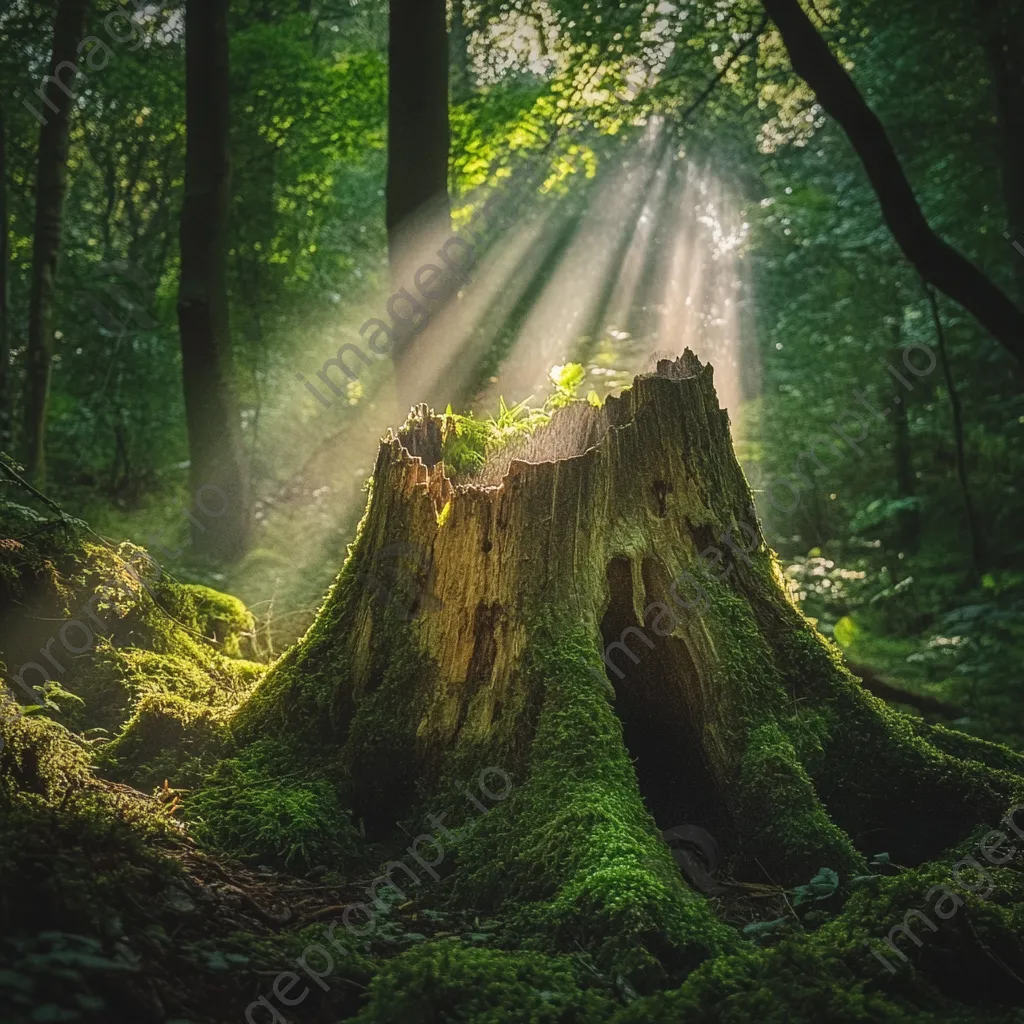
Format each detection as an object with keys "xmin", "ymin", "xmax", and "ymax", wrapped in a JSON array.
[
  {"xmin": 808, "ymin": 680, "xmax": 1020, "ymax": 865},
  {"xmin": 162, "ymin": 583, "xmax": 255, "ymax": 658},
  {"xmin": 351, "ymin": 941, "xmax": 617, "ymax": 1023},
  {"xmin": 231, "ymin": 539, "xmax": 370, "ymax": 744},
  {"xmin": 738, "ymin": 721, "xmax": 866, "ymax": 882},
  {"xmin": 0, "ymin": 703, "xmax": 182, "ymax": 940},
  {"xmin": 611, "ymin": 940, "xmax": 986, "ymax": 1023},
  {"xmin": 921, "ymin": 723, "xmax": 1024, "ymax": 777},
  {"xmin": 97, "ymin": 691, "xmax": 233, "ymax": 791},
  {"xmin": 339, "ymin": 611, "xmax": 434, "ymax": 828},
  {"xmin": 453, "ymin": 620, "xmax": 738, "ymax": 990},
  {"xmin": 612, "ymin": 856, "xmax": 1024, "ymax": 1023},
  {"xmin": 816, "ymin": 858, "xmax": 1024, "ymax": 1009},
  {"xmin": 186, "ymin": 737, "xmax": 359, "ymax": 870},
  {"xmin": 0, "ymin": 713, "xmax": 92, "ymax": 804},
  {"xmin": 0, "ymin": 519, "xmax": 265, "ymax": 797}
]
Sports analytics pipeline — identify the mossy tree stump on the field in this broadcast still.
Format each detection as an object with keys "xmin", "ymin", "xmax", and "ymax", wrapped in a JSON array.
[{"xmin": 236, "ymin": 352, "xmax": 1024, "ymax": 994}]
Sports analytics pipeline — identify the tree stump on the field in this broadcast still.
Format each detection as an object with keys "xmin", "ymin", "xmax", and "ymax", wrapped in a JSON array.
[{"xmin": 236, "ymin": 352, "xmax": 1024, "ymax": 1000}]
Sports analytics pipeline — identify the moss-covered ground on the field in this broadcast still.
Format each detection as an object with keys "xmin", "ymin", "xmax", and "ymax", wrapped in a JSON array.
[{"xmin": 2, "ymin": 504, "xmax": 1024, "ymax": 1023}]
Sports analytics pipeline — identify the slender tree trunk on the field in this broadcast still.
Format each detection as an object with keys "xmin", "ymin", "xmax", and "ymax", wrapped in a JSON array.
[
  {"xmin": 386, "ymin": 0, "xmax": 450, "ymax": 284},
  {"xmin": 886, "ymin": 319, "xmax": 920, "ymax": 555},
  {"xmin": 975, "ymin": 0, "xmax": 1024, "ymax": 302},
  {"xmin": 890, "ymin": 378, "xmax": 918, "ymax": 555},
  {"xmin": 0, "ymin": 101, "xmax": 11, "ymax": 452},
  {"xmin": 926, "ymin": 286, "xmax": 984, "ymax": 581},
  {"xmin": 449, "ymin": 0, "xmax": 473, "ymax": 103},
  {"xmin": 760, "ymin": 0, "xmax": 1024, "ymax": 366},
  {"xmin": 21, "ymin": 0, "xmax": 90, "ymax": 484},
  {"xmin": 177, "ymin": 0, "xmax": 251, "ymax": 560}
]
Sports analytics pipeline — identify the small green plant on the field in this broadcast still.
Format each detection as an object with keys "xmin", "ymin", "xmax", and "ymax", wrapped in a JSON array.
[
  {"xmin": 441, "ymin": 363, "xmax": 589, "ymax": 476},
  {"xmin": 791, "ymin": 867, "xmax": 839, "ymax": 906}
]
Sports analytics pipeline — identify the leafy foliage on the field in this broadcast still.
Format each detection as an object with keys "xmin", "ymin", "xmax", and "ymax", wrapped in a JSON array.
[{"xmin": 441, "ymin": 362, "xmax": 587, "ymax": 476}]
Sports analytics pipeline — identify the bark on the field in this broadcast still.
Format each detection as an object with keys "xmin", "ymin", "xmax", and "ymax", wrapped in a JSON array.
[
  {"xmin": 449, "ymin": 0, "xmax": 473, "ymax": 104},
  {"xmin": 235, "ymin": 353, "xmax": 1023, "ymax": 994},
  {"xmin": 0, "ymin": 101, "xmax": 10, "ymax": 451},
  {"xmin": 21, "ymin": 0, "xmax": 90, "ymax": 484},
  {"xmin": 927, "ymin": 285, "xmax": 984, "ymax": 580},
  {"xmin": 177, "ymin": 0, "xmax": 251, "ymax": 561},
  {"xmin": 976, "ymin": 0, "xmax": 1024, "ymax": 301},
  {"xmin": 760, "ymin": 0, "xmax": 1024, "ymax": 365},
  {"xmin": 386, "ymin": 0, "xmax": 451, "ymax": 285}
]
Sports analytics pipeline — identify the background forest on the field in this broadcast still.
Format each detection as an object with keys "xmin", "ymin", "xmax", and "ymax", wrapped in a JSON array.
[
  {"xmin": 1, "ymin": 0, "xmax": 1024, "ymax": 1020},
  {"xmin": 3, "ymin": 0, "xmax": 1021, "ymax": 744}
]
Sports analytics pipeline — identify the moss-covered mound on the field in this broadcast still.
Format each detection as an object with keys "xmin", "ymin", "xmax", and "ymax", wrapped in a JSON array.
[{"xmin": 0, "ymin": 504, "xmax": 264, "ymax": 789}]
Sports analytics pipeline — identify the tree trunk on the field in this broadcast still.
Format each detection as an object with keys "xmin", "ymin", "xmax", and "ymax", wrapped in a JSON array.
[
  {"xmin": 449, "ymin": 0, "xmax": 473, "ymax": 104},
  {"xmin": 890, "ymin": 372, "xmax": 919, "ymax": 555},
  {"xmin": 888, "ymin": 323, "xmax": 920, "ymax": 555},
  {"xmin": 760, "ymin": 0, "xmax": 1024, "ymax": 366},
  {"xmin": 0, "ymin": 101, "xmax": 11, "ymax": 451},
  {"xmin": 177, "ymin": 0, "xmax": 251, "ymax": 561},
  {"xmin": 234, "ymin": 353, "xmax": 1023, "ymax": 995},
  {"xmin": 976, "ymin": 0, "xmax": 1024, "ymax": 302},
  {"xmin": 386, "ymin": 0, "xmax": 452, "ymax": 412},
  {"xmin": 21, "ymin": 0, "xmax": 90, "ymax": 484},
  {"xmin": 927, "ymin": 285, "xmax": 984, "ymax": 580},
  {"xmin": 386, "ymin": 0, "xmax": 450, "ymax": 287}
]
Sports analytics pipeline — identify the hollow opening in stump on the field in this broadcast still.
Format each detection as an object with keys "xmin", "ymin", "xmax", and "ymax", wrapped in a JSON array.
[{"xmin": 599, "ymin": 556, "xmax": 729, "ymax": 843}]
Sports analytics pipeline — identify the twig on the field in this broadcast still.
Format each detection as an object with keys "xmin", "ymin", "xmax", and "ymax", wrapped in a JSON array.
[
  {"xmin": 755, "ymin": 857, "xmax": 801, "ymax": 923},
  {"xmin": 0, "ymin": 452, "xmax": 69, "ymax": 520}
]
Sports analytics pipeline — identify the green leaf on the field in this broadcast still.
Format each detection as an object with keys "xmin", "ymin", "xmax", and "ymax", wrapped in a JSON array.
[
  {"xmin": 792, "ymin": 867, "xmax": 840, "ymax": 905},
  {"xmin": 833, "ymin": 615, "xmax": 860, "ymax": 648},
  {"xmin": 549, "ymin": 362, "xmax": 585, "ymax": 392}
]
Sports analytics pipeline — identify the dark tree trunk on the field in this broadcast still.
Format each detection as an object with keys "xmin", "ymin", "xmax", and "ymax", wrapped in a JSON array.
[
  {"xmin": 886, "ymin": 320, "xmax": 920, "ymax": 555},
  {"xmin": 386, "ymin": 0, "xmax": 450, "ymax": 285},
  {"xmin": 0, "ymin": 101, "xmax": 11, "ymax": 451},
  {"xmin": 177, "ymin": 0, "xmax": 251, "ymax": 561},
  {"xmin": 386, "ymin": 0, "xmax": 452, "ymax": 413},
  {"xmin": 450, "ymin": 0, "xmax": 473, "ymax": 103},
  {"xmin": 976, "ymin": 0, "xmax": 1024, "ymax": 302},
  {"xmin": 21, "ymin": 0, "xmax": 89, "ymax": 484},
  {"xmin": 890, "ymin": 369, "xmax": 919, "ymax": 555},
  {"xmin": 760, "ymin": 0, "xmax": 1024, "ymax": 366},
  {"xmin": 927, "ymin": 286, "xmax": 984, "ymax": 580}
]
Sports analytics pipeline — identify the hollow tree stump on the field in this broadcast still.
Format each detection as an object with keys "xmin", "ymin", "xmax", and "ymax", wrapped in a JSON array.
[{"xmin": 236, "ymin": 352, "xmax": 1024, "ymax": 989}]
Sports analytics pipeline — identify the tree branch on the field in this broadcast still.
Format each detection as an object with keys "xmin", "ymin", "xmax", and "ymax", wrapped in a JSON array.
[{"xmin": 760, "ymin": 0, "xmax": 1024, "ymax": 365}]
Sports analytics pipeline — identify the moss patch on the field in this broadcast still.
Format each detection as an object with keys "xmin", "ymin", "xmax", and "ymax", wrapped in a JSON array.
[
  {"xmin": 352, "ymin": 942, "xmax": 618, "ymax": 1023},
  {"xmin": 185, "ymin": 737, "xmax": 360, "ymax": 871},
  {"xmin": 453, "ymin": 621, "xmax": 738, "ymax": 991}
]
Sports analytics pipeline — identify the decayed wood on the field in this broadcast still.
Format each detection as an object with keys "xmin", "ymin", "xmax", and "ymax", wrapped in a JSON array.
[
  {"xmin": 344, "ymin": 352, "xmax": 779, "ymax": 798},
  {"xmin": 241, "ymin": 351, "xmax": 1018, "ymax": 883}
]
